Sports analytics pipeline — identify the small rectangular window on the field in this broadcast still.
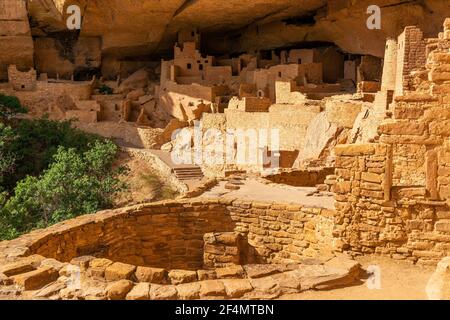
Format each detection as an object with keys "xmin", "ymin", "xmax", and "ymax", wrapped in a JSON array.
[{"xmin": 187, "ymin": 63, "xmax": 192, "ymax": 69}]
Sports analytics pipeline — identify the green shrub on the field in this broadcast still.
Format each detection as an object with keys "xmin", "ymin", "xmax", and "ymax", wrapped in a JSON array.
[
  {"xmin": 1, "ymin": 118, "xmax": 102, "ymax": 192},
  {"xmin": 0, "ymin": 123, "xmax": 17, "ymax": 186},
  {"xmin": 0, "ymin": 141, "xmax": 128, "ymax": 239},
  {"xmin": 0, "ymin": 117, "xmax": 128, "ymax": 240},
  {"xmin": 0, "ymin": 94, "xmax": 27, "ymax": 122}
]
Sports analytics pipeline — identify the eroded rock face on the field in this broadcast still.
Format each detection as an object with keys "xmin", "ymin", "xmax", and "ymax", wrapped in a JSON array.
[
  {"xmin": 2, "ymin": 1, "xmax": 448, "ymax": 80},
  {"xmin": 0, "ymin": 0, "xmax": 34, "ymax": 80},
  {"xmin": 26, "ymin": 0, "xmax": 450, "ymax": 64}
]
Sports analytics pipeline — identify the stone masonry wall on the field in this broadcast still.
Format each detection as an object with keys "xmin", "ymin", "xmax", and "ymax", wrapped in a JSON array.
[
  {"xmin": 329, "ymin": 22, "xmax": 450, "ymax": 265},
  {"xmin": 1, "ymin": 198, "xmax": 335, "ymax": 271}
]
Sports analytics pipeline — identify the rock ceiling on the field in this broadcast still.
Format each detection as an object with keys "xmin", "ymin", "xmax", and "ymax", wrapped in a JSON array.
[{"xmin": 25, "ymin": 0, "xmax": 450, "ymax": 58}]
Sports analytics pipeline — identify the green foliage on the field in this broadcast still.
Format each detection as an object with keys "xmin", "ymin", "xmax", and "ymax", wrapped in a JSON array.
[
  {"xmin": 1, "ymin": 118, "xmax": 102, "ymax": 192},
  {"xmin": 0, "ymin": 141, "xmax": 128, "ymax": 240},
  {"xmin": 0, "ymin": 124, "xmax": 17, "ymax": 186},
  {"xmin": 0, "ymin": 94, "xmax": 27, "ymax": 122},
  {"xmin": 0, "ymin": 117, "xmax": 128, "ymax": 240},
  {"xmin": 98, "ymin": 84, "xmax": 113, "ymax": 95}
]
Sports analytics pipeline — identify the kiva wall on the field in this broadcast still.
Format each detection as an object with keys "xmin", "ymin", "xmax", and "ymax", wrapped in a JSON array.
[{"xmin": 11, "ymin": 199, "xmax": 336, "ymax": 271}]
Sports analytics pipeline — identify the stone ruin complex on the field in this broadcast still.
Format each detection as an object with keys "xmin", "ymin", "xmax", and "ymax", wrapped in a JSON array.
[{"xmin": 1, "ymin": 0, "xmax": 450, "ymax": 300}]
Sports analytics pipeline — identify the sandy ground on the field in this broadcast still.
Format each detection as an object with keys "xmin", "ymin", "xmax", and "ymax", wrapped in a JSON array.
[
  {"xmin": 202, "ymin": 179, "xmax": 335, "ymax": 209},
  {"xmin": 280, "ymin": 255, "xmax": 435, "ymax": 300}
]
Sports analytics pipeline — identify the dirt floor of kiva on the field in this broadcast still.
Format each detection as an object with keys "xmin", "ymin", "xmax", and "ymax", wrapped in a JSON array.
[{"xmin": 280, "ymin": 255, "xmax": 435, "ymax": 300}]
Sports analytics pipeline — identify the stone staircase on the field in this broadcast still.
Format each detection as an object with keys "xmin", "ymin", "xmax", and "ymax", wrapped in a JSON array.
[{"xmin": 173, "ymin": 166, "xmax": 204, "ymax": 181}]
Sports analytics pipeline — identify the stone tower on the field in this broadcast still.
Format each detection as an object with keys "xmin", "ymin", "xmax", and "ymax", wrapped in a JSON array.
[{"xmin": 381, "ymin": 38, "xmax": 397, "ymax": 92}]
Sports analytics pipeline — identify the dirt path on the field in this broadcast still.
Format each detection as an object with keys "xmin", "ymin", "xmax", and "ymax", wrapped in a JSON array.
[{"xmin": 281, "ymin": 255, "xmax": 435, "ymax": 300}]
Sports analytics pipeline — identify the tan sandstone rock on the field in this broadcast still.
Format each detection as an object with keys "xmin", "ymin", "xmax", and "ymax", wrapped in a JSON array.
[
  {"xmin": 12, "ymin": 266, "xmax": 59, "ymax": 290},
  {"xmin": 222, "ymin": 279, "xmax": 253, "ymax": 298},
  {"xmin": 176, "ymin": 282, "xmax": 201, "ymax": 300},
  {"xmin": 135, "ymin": 266, "xmax": 168, "ymax": 284},
  {"xmin": 88, "ymin": 258, "xmax": 114, "ymax": 278},
  {"xmin": 105, "ymin": 262, "xmax": 137, "ymax": 281},
  {"xmin": 106, "ymin": 280, "xmax": 134, "ymax": 300},
  {"xmin": 126, "ymin": 282, "xmax": 150, "ymax": 300},
  {"xmin": 215, "ymin": 265, "xmax": 245, "ymax": 279},
  {"xmin": 168, "ymin": 269, "xmax": 198, "ymax": 285},
  {"xmin": 150, "ymin": 284, "xmax": 178, "ymax": 300},
  {"xmin": 199, "ymin": 280, "xmax": 226, "ymax": 298}
]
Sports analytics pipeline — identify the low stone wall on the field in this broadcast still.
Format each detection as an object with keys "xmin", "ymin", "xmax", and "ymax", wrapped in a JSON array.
[
  {"xmin": 0, "ymin": 197, "xmax": 357, "ymax": 300},
  {"xmin": 0, "ymin": 198, "xmax": 336, "ymax": 268},
  {"xmin": 264, "ymin": 168, "xmax": 335, "ymax": 187}
]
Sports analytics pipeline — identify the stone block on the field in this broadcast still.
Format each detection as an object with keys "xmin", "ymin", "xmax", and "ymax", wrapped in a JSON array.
[
  {"xmin": 105, "ymin": 262, "xmax": 136, "ymax": 281},
  {"xmin": 429, "ymin": 120, "xmax": 450, "ymax": 135},
  {"xmin": 197, "ymin": 270, "xmax": 217, "ymax": 281},
  {"xmin": 215, "ymin": 265, "xmax": 245, "ymax": 279},
  {"xmin": 150, "ymin": 284, "xmax": 178, "ymax": 300},
  {"xmin": 125, "ymin": 282, "xmax": 150, "ymax": 300},
  {"xmin": 334, "ymin": 144, "xmax": 375, "ymax": 156},
  {"xmin": 106, "ymin": 280, "xmax": 134, "ymax": 300},
  {"xmin": 222, "ymin": 279, "xmax": 253, "ymax": 298},
  {"xmin": 40, "ymin": 259, "xmax": 66, "ymax": 272},
  {"xmin": 429, "ymin": 70, "xmax": 450, "ymax": 82},
  {"xmin": 244, "ymin": 264, "xmax": 285, "ymax": 279},
  {"xmin": 361, "ymin": 172, "xmax": 382, "ymax": 183},
  {"xmin": 199, "ymin": 280, "xmax": 226, "ymax": 297},
  {"xmin": 12, "ymin": 267, "xmax": 59, "ymax": 290},
  {"xmin": 135, "ymin": 266, "xmax": 168, "ymax": 284},
  {"xmin": 168, "ymin": 269, "xmax": 197, "ymax": 285},
  {"xmin": 176, "ymin": 282, "xmax": 201, "ymax": 300},
  {"xmin": 332, "ymin": 181, "xmax": 351, "ymax": 194},
  {"xmin": 0, "ymin": 261, "xmax": 35, "ymax": 277},
  {"xmin": 378, "ymin": 122, "xmax": 426, "ymax": 135},
  {"xmin": 435, "ymin": 220, "xmax": 450, "ymax": 233},
  {"xmin": 70, "ymin": 256, "xmax": 96, "ymax": 270},
  {"xmin": 88, "ymin": 258, "xmax": 113, "ymax": 278}
]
